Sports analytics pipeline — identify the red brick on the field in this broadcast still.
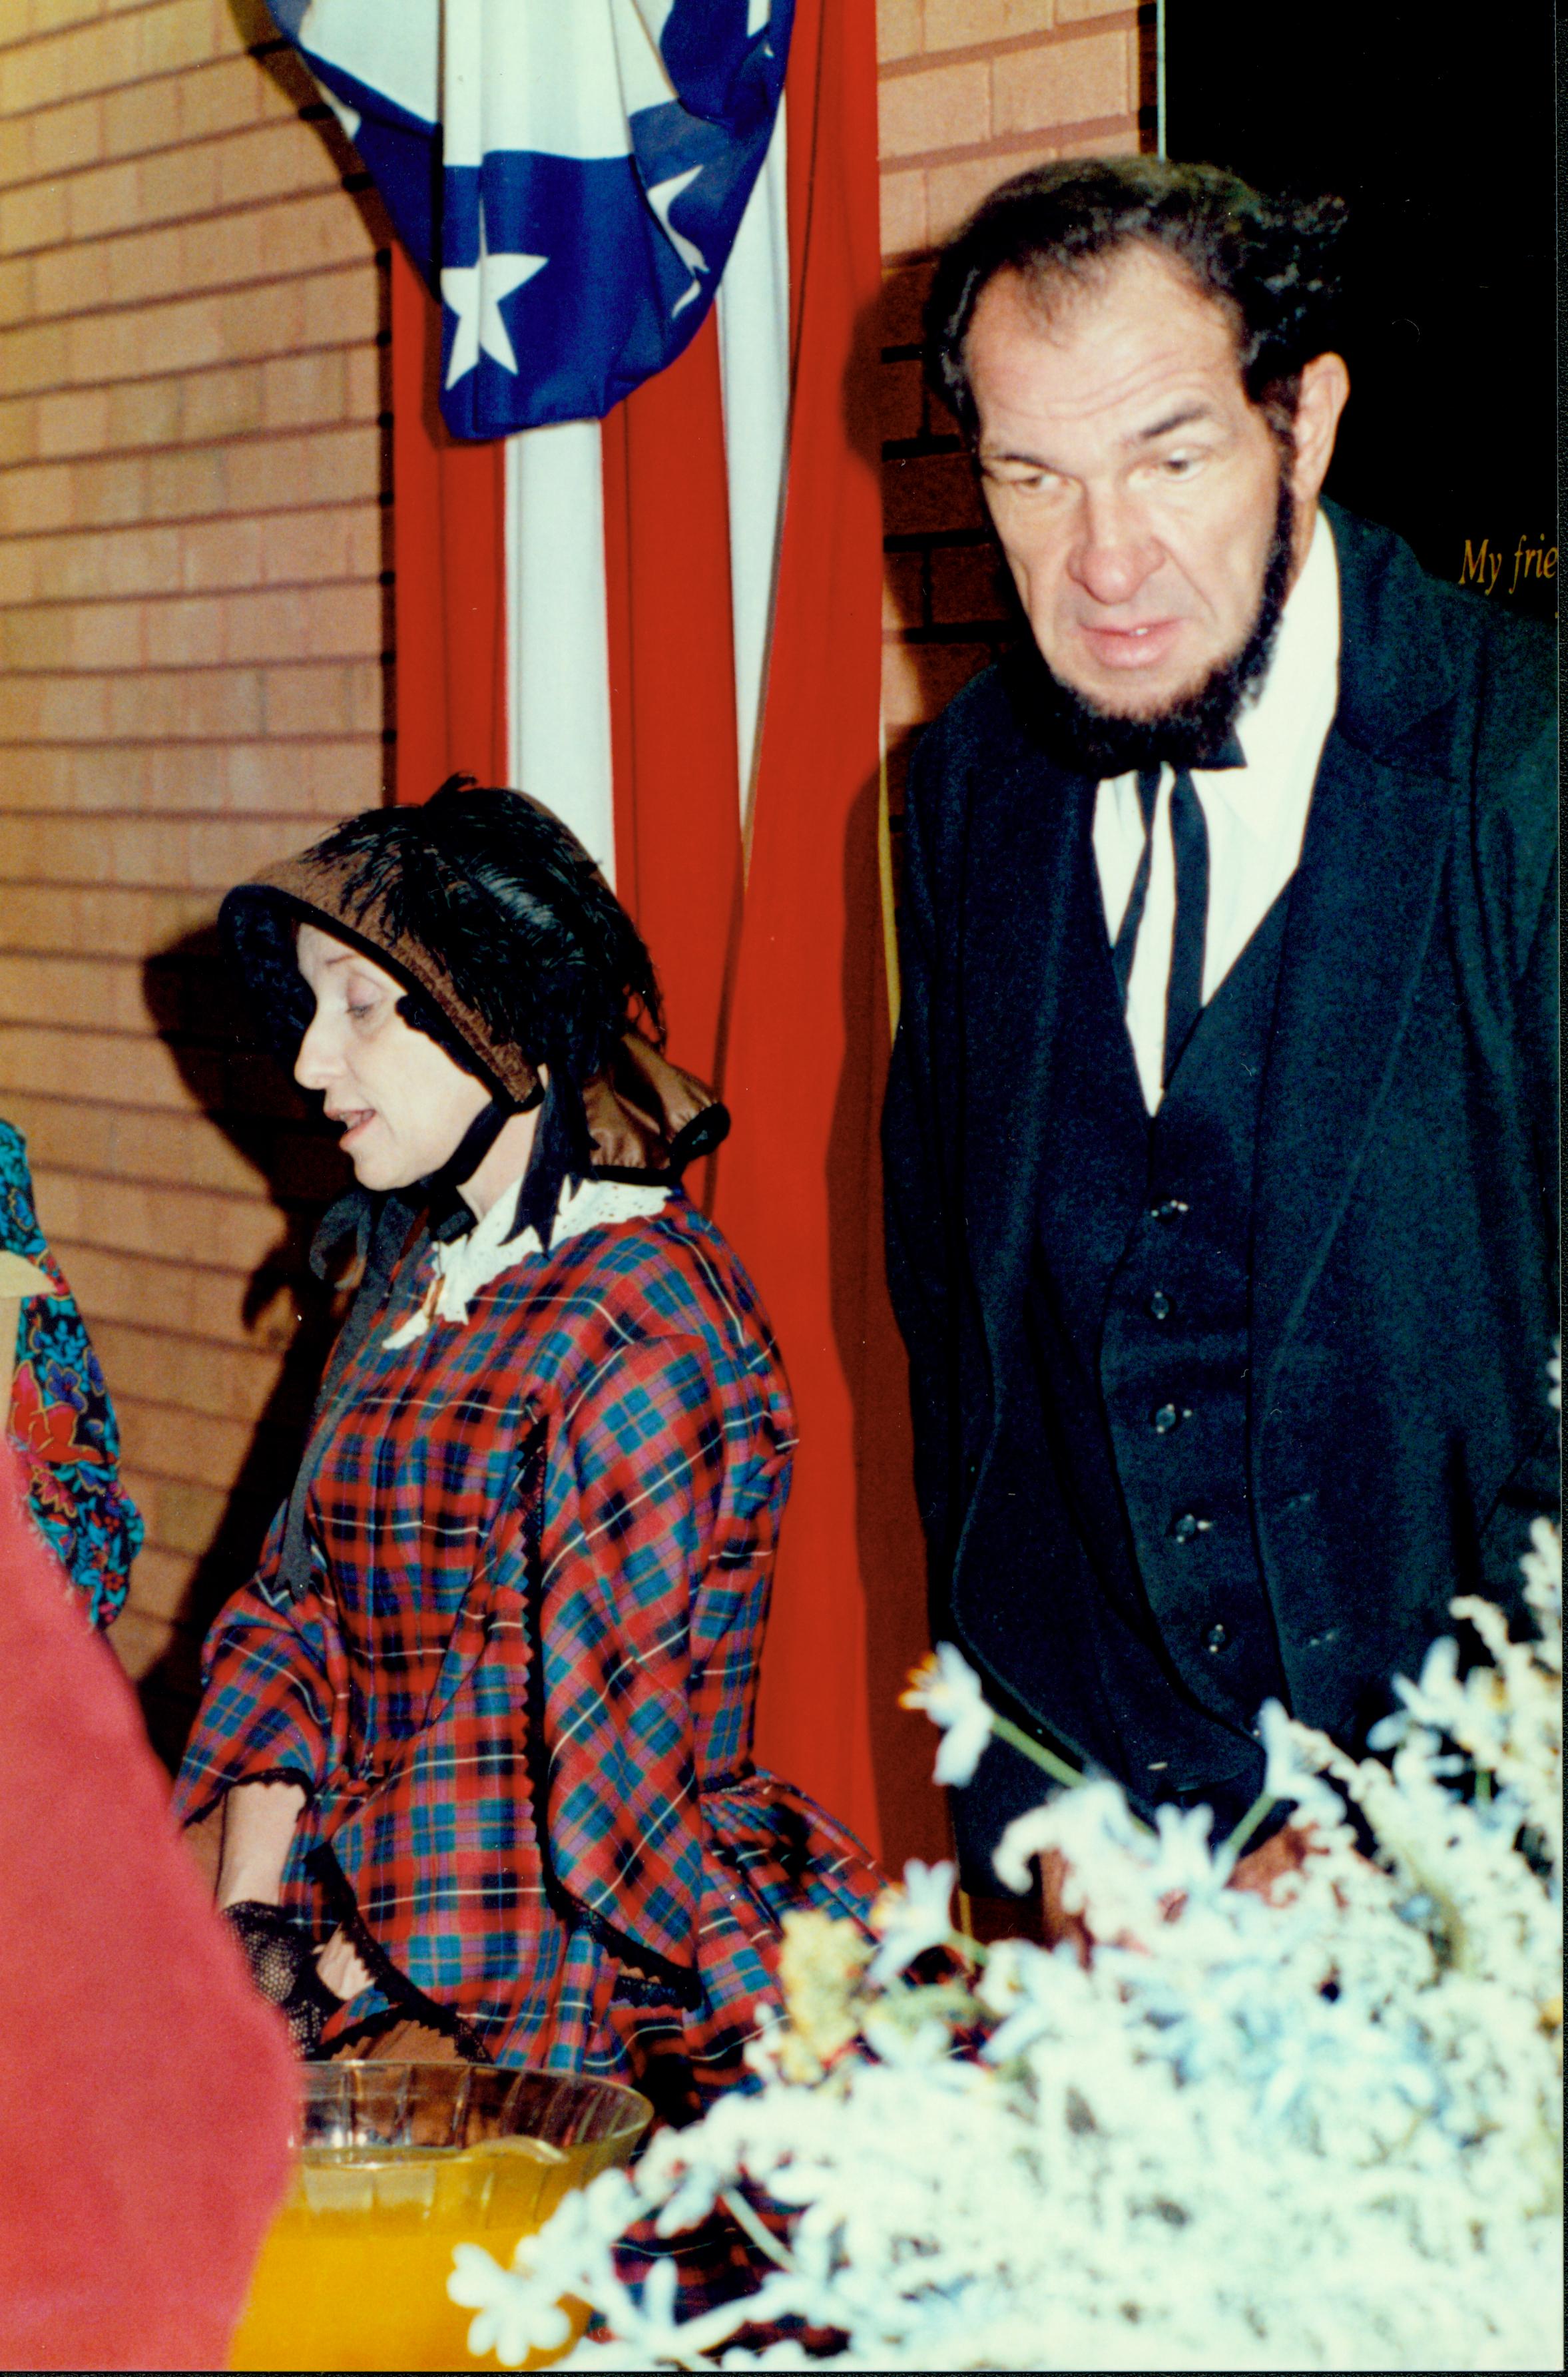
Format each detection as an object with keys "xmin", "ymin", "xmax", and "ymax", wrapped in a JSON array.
[
  {"xmin": 0, "ymin": 316, "xmax": 71, "ymax": 394},
  {"xmin": 143, "ymin": 594, "xmax": 224, "ymax": 668},
  {"xmin": 884, "ymin": 635, "xmax": 994, "ymax": 728},
  {"xmin": 107, "ymin": 376, "xmax": 184, "ymax": 449},
  {"xmin": 876, "ymin": 0, "xmax": 923, "ymax": 63},
  {"xmin": 108, "ymin": 1607, "xmax": 178, "ymax": 1685},
  {"xmin": 880, "ymin": 259, "xmax": 935, "ymax": 346},
  {"xmin": 142, "ymin": 445, "xmax": 228, "ymax": 519},
  {"xmin": 882, "ymin": 448, "xmax": 985, "ymax": 536},
  {"xmin": 262, "ymin": 659, "xmax": 382, "ymax": 738},
  {"xmin": 137, "ymin": 0, "xmax": 225, "ymax": 80},
  {"xmin": 992, "ymin": 28, "xmax": 1134, "ymax": 132},
  {"xmin": 65, "ymin": 156, "xmax": 141, "ymax": 244},
  {"xmin": 927, "ymin": 144, "xmax": 1057, "ymax": 242},
  {"xmin": 217, "ymin": 113, "xmax": 341, "ymax": 208},
  {"xmin": 117, "ymin": 1542, "xmax": 199, "ymax": 1625},
  {"xmin": 0, "ymin": 458, "xmax": 73, "ymax": 533},
  {"xmin": 0, "ymin": 607, "xmax": 68, "ymax": 669},
  {"xmin": 0, "ymin": 396, "xmax": 35, "ymax": 467},
  {"xmin": 883, "ymin": 549, "xmax": 925, "ymax": 631},
  {"xmin": 879, "ymin": 59, "xmax": 991, "ymax": 159},
  {"xmin": 261, "ymin": 346, "xmax": 357, "ymax": 429},
  {"xmin": 0, "ymin": 175, "xmax": 68, "ymax": 254},
  {"xmin": 298, "ymin": 261, "xmax": 380, "ymax": 347},
  {"xmin": 880, "ymin": 167, "xmax": 927, "ymax": 259},
  {"xmin": 72, "ymin": 602, "xmax": 146, "ymax": 668},
  {"xmin": 178, "ymin": 55, "xmax": 264, "ymax": 142},
  {"xmin": 100, "ymin": 75, "xmax": 178, "ymax": 161},
  {"xmin": 259, "ymin": 501, "xmax": 382, "ymax": 586},
  {"xmin": 31, "ymin": 236, "xmax": 111, "ymax": 314},
  {"xmin": 923, "ymin": 0, "xmax": 1059, "ymax": 45},
  {"xmin": 138, "ymin": 138, "xmax": 220, "ymax": 224},
  {"xmin": 180, "ymin": 514, "xmax": 264, "ymax": 591},
  {"xmin": 25, "ymin": 95, "xmax": 103, "ymax": 178},
  {"xmin": 929, "ymin": 540, "xmax": 1012, "ymax": 623},
  {"xmin": 35, "ymin": 384, "xmax": 109, "ymax": 457},
  {"xmin": 181, "ymin": 362, "xmax": 265, "ymax": 442},
  {"xmin": 878, "ymin": 355, "xmax": 927, "ymax": 441}
]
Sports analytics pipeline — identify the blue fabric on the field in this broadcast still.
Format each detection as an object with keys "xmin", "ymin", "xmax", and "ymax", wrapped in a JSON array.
[
  {"xmin": 266, "ymin": 0, "xmax": 792, "ymax": 435},
  {"xmin": 0, "ymin": 1123, "xmax": 142, "ymax": 1627}
]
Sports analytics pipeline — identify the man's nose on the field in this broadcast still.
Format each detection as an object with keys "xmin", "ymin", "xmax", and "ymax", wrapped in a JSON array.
[{"xmin": 1067, "ymin": 486, "xmax": 1161, "ymax": 608}]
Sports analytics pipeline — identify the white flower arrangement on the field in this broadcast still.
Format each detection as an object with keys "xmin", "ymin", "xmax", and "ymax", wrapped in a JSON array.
[{"xmin": 451, "ymin": 1516, "xmax": 1563, "ymax": 2372}]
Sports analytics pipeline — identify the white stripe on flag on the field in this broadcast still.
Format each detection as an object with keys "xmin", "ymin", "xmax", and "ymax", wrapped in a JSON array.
[
  {"xmin": 716, "ymin": 98, "xmax": 790, "ymax": 830},
  {"xmin": 504, "ymin": 420, "xmax": 617, "ymax": 886}
]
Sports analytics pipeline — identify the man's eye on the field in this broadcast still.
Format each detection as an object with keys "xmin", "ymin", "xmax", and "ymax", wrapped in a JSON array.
[
  {"xmin": 984, "ymin": 467, "xmax": 1055, "ymax": 495},
  {"xmin": 346, "ymin": 1000, "xmax": 376, "ymax": 1022}
]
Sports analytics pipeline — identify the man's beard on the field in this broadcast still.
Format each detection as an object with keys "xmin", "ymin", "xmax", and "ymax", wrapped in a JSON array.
[{"xmin": 1013, "ymin": 476, "xmax": 1295, "ymax": 777}]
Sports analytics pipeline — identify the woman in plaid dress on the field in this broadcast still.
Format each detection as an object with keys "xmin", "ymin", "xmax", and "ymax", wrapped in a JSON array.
[{"xmin": 174, "ymin": 781, "xmax": 880, "ymax": 2121}]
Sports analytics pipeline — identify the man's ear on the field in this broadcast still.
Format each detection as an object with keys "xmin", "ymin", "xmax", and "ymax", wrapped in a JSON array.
[{"xmin": 1289, "ymin": 352, "xmax": 1351, "ymax": 513}]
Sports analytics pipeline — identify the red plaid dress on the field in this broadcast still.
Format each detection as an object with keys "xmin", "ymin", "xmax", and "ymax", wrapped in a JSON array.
[{"xmin": 174, "ymin": 1187, "xmax": 880, "ymax": 2107}]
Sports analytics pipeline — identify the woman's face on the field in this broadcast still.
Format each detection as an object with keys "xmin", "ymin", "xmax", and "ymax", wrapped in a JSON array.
[{"xmin": 293, "ymin": 924, "xmax": 489, "ymax": 1191}]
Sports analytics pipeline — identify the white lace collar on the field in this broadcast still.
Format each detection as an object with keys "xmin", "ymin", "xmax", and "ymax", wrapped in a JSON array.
[{"xmin": 384, "ymin": 1172, "xmax": 668, "ymax": 1348}]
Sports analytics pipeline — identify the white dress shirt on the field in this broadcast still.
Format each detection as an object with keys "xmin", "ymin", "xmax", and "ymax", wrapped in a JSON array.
[{"xmin": 1093, "ymin": 509, "xmax": 1342, "ymax": 1112}]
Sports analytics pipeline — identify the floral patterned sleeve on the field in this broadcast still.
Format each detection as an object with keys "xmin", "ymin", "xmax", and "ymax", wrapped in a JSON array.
[{"xmin": 0, "ymin": 1121, "xmax": 143, "ymax": 1627}]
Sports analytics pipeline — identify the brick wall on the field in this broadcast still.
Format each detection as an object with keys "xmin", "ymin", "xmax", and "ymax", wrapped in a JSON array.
[
  {"xmin": 876, "ymin": 0, "xmax": 1153, "ymax": 773},
  {"xmin": 0, "ymin": 0, "xmax": 390, "ymax": 1759}
]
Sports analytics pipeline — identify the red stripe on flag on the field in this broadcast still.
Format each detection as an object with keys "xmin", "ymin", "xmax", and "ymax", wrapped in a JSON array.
[
  {"xmin": 390, "ymin": 245, "xmax": 508, "ymax": 805},
  {"xmin": 714, "ymin": 0, "xmax": 947, "ymax": 1867},
  {"xmin": 603, "ymin": 312, "xmax": 742, "ymax": 1085}
]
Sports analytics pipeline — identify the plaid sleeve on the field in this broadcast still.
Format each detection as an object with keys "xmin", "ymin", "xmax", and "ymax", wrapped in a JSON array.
[
  {"xmin": 172, "ymin": 1512, "xmax": 347, "ymax": 1825},
  {"xmin": 535, "ymin": 1328, "xmax": 726, "ymax": 1985}
]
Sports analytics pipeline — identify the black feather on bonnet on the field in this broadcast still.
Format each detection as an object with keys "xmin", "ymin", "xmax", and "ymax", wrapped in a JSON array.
[{"xmin": 220, "ymin": 776, "xmax": 671, "ymax": 1247}]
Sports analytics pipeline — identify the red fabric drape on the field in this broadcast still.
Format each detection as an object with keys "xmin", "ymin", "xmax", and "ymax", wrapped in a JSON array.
[
  {"xmin": 0, "ymin": 1452, "xmax": 296, "ymax": 2370},
  {"xmin": 602, "ymin": 314, "xmax": 742, "ymax": 1083},
  {"xmin": 387, "ymin": 17, "xmax": 945, "ymax": 1868},
  {"xmin": 710, "ymin": 0, "xmax": 944, "ymax": 1866},
  {"xmin": 390, "ymin": 245, "xmax": 508, "ymax": 804}
]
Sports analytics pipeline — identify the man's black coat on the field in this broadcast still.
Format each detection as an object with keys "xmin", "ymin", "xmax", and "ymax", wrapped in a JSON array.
[{"xmin": 883, "ymin": 505, "xmax": 1558, "ymax": 1872}]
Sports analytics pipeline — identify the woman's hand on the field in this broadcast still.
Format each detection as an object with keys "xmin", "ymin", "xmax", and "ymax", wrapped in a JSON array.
[
  {"xmin": 314, "ymin": 1928, "xmax": 374, "ymax": 2001},
  {"xmin": 215, "ymin": 1779, "xmax": 307, "ymax": 1910}
]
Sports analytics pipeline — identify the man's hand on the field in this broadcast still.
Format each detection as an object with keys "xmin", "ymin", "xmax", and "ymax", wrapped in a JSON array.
[
  {"xmin": 1228, "ymin": 1822, "xmax": 1318, "ymax": 1902},
  {"xmin": 1035, "ymin": 1822, "xmax": 1322, "ymax": 1960}
]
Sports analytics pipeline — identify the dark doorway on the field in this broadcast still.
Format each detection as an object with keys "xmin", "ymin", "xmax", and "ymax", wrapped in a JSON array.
[{"xmin": 1165, "ymin": 0, "xmax": 1557, "ymax": 622}]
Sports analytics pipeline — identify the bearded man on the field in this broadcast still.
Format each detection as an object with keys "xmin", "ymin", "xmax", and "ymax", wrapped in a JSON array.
[{"xmin": 882, "ymin": 158, "xmax": 1557, "ymax": 1895}]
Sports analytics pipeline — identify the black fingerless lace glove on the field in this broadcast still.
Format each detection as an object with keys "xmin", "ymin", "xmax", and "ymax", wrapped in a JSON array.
[{"xmin": 223, "ymin": 1900, "xmax": 337, "ymax": 2055}]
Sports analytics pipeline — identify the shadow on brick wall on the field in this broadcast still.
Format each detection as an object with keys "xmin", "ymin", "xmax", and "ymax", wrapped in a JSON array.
[
  {"xmin": 873, "ymin": 265, "xmax": 1016, "ymax": 853},
  {"xmin": 136, "ymin": 924, "xmax": 352, "ymax": 1772}
]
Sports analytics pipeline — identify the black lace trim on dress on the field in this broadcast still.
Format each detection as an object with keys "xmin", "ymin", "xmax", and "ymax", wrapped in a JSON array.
[{"xmin": 305, "ymin": 1842, "xmax": 491, "ymax": 2063}]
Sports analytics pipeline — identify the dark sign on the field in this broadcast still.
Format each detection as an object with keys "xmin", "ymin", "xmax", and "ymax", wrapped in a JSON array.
[{"xmin": 1165, "ymin": 0, "xmax": 1556, "ymax": 622}]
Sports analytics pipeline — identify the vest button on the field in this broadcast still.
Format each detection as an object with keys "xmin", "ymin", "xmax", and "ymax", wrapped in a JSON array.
[
  {"xmin": 1148, "ymin": 1290, "xmax": 1173, "ymax": 1320},
  {"xmin": 1171, "ymin": 1510, "xmax": 1209, "ymax": 1543},
  {"xmin": 1149, "ymin": 1196, "xmax": 1189, "ymax": 1221},
  {"xmin": 1205, "ymin": 1622, "xmax": 1230, "ymax": 1651},
  {"xmin": 1151, "ymin": 1402, "xmax": 1186, "ymax": 1434}
]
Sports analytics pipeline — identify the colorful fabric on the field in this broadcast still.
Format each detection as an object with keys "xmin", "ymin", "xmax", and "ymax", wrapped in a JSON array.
[
  {"xmin": 174, "ymin": 1188, "xmax": 880, "ymax": 2091},
  {"xmin": 0, "ymin": 1122, "xmax": 142, "ymax": 1628}
]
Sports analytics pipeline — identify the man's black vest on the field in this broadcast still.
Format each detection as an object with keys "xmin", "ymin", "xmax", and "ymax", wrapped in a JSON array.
[{"xmin": 1027, "ymin": 808, "xmax": 1294, "ymax": 1816}]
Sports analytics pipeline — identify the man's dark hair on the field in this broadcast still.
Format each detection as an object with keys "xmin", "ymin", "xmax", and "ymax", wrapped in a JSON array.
[{"xmin": 927, "ymin": 156, "xmax": 1346, "ymax": 440}]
